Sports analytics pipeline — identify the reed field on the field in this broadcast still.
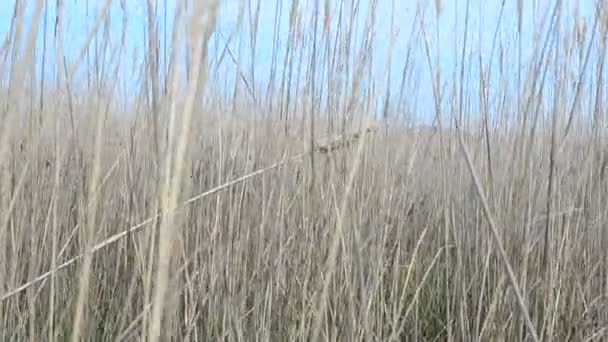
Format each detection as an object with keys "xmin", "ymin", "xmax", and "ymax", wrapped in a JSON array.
[{"xmin": 1, "ymin": 0, "xmax": 608, "ymax": 340}]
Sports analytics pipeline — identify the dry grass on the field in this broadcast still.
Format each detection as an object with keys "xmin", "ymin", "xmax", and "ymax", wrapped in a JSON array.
[{"xmin": 1, "ymin": 0, "xmax": 608, "ymax": 341}]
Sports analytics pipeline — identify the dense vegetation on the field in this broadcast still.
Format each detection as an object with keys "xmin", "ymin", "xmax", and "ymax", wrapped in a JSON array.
[{"xmin": 1, "ymin": 0, "xmax": 607, "ymax": 341}]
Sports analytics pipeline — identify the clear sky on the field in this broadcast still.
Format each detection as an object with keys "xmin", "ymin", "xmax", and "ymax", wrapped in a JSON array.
[{"xmin": 0, "ymin": 0, "xmax": 600, "ymax": 122}]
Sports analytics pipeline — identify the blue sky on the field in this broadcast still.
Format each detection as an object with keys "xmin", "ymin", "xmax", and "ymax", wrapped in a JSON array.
[{"xmin": 0, "ymin": 0, "xmax": 600, "ymax": 122}]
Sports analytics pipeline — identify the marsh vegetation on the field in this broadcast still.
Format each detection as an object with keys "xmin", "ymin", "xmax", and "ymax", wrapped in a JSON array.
[{"xmin": 1, "ymin": 0, "xmax": 607, "ymax": 341}]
